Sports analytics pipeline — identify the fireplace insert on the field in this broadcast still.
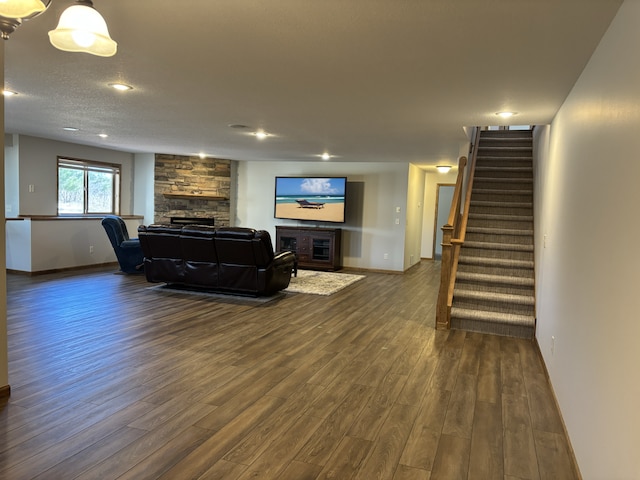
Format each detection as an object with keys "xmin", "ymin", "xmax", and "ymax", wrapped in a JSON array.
[{"xmin": 170, "ymin": 217, "xmax": 215, "ymax": 226}]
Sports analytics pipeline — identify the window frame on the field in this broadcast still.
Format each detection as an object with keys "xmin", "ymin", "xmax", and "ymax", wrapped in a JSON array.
[{"xmin": 57, "ymin": 156, "xmax": 122, "ymax": 216}]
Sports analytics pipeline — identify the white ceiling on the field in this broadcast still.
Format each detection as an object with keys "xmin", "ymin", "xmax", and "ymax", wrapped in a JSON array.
[{"xmin": 3, "ymin": 0, "xmax": 623, "ymax": 167}]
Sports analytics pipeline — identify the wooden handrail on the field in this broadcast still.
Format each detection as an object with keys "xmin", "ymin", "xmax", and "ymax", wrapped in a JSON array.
[
  {"xmin": 453, "ymin": 127, "xmax": 481, "ymax": 245},
  {"xmin": 436, "ymin": 127, "xmax": 481, "ymax": 330}
]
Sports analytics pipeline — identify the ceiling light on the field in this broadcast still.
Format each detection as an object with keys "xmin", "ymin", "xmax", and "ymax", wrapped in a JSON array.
[
  {"xmin": 0, "ymin": 0, "xmax": 50, "ymax": 39},
  {"xmin": 48, "ymin": 0, "xmax": 117, "ymax": 57},
  {"xmin": 496, "ymin": 111, "xmax": 517, "ymax": 118},
  {"xmin": 0, "ymin": 0, "xmax": 48, "ymax": 18},
  {"xmin": 2, "ymin": 89, "xmax": 18, "ymax": 96},
  {"xmin": 63, "ymin": 126, "xmax": 79, "ymax": 131},
  {"xmin": 320, "ymin": 152, "xmax": 332, "ymax": 160},
  {"xmin": 98, "ymin": 133, "xmax": 108, "ymax": 138},
  {"xmin": 253, "ymin": 130, "xmax": 270, "ymax": 140},
  {"xmin": 436, "ymin": 165, "xmax": 451, "ymax": 173},
  {"xmin": 108, "ymin": 82, "xmax": 132, "ymax": 91}
]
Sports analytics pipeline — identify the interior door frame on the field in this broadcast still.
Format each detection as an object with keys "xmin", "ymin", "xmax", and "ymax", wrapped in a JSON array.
[{"xmin": 432, "ymin": 183, "xmax": 456, "ymax": 259}]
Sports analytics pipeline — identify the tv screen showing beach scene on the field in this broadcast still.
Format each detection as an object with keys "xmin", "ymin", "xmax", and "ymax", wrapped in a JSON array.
[{"xmin": 274, "ymin": 176, "xmax": 347, "ymax": 223}]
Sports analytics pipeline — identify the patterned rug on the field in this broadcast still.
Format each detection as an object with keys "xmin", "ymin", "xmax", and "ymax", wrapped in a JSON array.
[{"xmin": 284, "ymin": 270, "xmax": 365, "ymax": 296}]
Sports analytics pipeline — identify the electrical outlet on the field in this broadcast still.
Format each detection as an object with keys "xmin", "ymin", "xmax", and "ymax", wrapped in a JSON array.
[
  {"xmin": 89, "ymin": 245, "xmax": 94, "ymax": 254},
  {"xmin": 28, "ymin": 184, "xmax": 35, "ymax": 193}
]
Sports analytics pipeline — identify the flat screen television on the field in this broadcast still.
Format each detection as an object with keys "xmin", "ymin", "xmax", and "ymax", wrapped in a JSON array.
[{"xmin": 274, "ymin": 176, "xmax": 347, "ymax": 223}]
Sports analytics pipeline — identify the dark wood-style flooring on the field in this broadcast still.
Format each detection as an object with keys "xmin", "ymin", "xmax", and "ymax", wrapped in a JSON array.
[{"xmin": 1, "ymin": 261, "xmax": 579, "ymax": 479}]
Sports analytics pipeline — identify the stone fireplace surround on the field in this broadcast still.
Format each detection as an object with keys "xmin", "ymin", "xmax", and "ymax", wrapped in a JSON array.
[{"xmin": 154, "ymin": 154, "xmax": 231, "ymax": 226}]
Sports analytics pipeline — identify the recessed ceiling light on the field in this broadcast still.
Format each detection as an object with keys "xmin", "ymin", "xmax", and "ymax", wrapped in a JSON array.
[
  {"xmin": 98, "ymin": 133, "xmax": 108, "ymax": 138},
  {"xmin": 496, "ymin": 111, "xmax": 517, "ymax": 118},
  {"xmin": 320, "ymin": 152, "xmax": 332, "ymax": 160},
  {"xmin": 436, "ymin": 165, "xmax": 452, "ymax": 173},
  {"xmin": 253, "ymin": 130, "xmax": 270, "ymax": 140},
  {"xmin": 108, "ymin": 82, "xmax": 133, "ymax": 91},
  {"xmin": 228, "ymin": 124, "xmax": 250, "ymax": 129},
  {"xmin": 63, "ymin": 127, "xmax": 79, "ymax": 131},
  {"xmin": 198, "ymin": 152, "xmax": 207, "ymax": 159},
  {"xmin": 2, "ymin": 89, "xmax": 18, "ymax": 97}
]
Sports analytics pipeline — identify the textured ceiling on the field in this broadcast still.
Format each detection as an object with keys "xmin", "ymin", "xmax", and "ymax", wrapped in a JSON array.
[{"xmin": 3, "ymin": 0, "xmax": 623, "ymax": 167}]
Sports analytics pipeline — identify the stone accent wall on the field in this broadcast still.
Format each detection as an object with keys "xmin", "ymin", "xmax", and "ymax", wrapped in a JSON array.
[{"xmin": 154, "ymin": 154, "xmax": 231, "ymax": 226}]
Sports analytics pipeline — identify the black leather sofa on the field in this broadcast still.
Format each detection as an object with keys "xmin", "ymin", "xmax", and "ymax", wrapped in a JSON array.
[{"xmin": 138, "ymin": 224, "xmax": 296, "ymax": 296}]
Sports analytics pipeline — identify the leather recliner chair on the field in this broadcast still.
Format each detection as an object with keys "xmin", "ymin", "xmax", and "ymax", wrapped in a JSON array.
[{"xmin": 101, "ymin": 215, "xmax": 145, "ymax": 273}]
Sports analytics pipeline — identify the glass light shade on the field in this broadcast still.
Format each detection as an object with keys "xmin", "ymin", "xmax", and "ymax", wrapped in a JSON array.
[
  {"xmin": 0, "ymin": 0, "xmax": 47, "ymax": 19},
  {"xmin": 48, "ymin": 2, "xmax": 117, "ymax": 57},
  {"xmin": 436, "ymin": 166, "xmax": 451, "ymax": 173}
]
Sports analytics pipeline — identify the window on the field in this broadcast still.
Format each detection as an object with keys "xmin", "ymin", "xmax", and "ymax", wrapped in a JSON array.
[{"xmin": 57, "ymin": 157, "xmax": 121, "ymax": 215}]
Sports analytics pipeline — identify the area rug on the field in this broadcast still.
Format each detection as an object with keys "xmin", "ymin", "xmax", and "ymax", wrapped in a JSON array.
[
  {"xmin": 284, "ymin": 270, "xmax": 365, "ymax": 296},
  {"xmin": 146, "ymin": 283, "xmax": 285, "ymax": 304}
]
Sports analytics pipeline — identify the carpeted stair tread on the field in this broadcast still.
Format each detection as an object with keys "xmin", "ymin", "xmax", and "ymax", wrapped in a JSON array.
[
  {"xmin": 466, "ymin": 226, "xmax": 533, "ymax": 236},
  {"xmin": 454, "ymin": 288, "xmax": 535, "ymax": 305},
  {"xmin": 478, "ymin": 146, "xmax": 532, "ymax": 151},
  {"xmin": 470, "ymin": 200, "xmax": 532, "ymax": 208},
  {"xmin": 463, "ymin": 241, "xmax": 533, "ymax": 252},
  {"xmin": 477, "ymin": 155, "xmax": 532, "ymax": 161},
  {"xmin": 473, "ymin": 188, "xmax": 532, "ymax": 195},
  {"xmin": 450, "ymin": 307, "xmax": 535, "ymax": 327},
  {"xmin": 474, "ymin": 177, "xmax": 533, "ymax": 184},
  {"xmin": 456, "ymin": 271, "xmax": 534, "ymax": 286},
  {"xmin": 476, "ymin": 166, "xmax": 532, "ymax": 172},
  {"xmin": 459, "ymin": 255, "xmax": 534, "ymax": 269},
  {"xmin": 468, "ymin": 213, "xmax": 533, "ymax": 222}
]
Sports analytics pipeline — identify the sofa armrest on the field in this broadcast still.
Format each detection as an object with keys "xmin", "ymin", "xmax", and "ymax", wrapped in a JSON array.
[
  {"xmin": 273, "ymin": 250, "xmax": 296, "ymax": 267},
  {"xmin": 120, "ymin": 239, "xmax": 142, "ymax": 250}
]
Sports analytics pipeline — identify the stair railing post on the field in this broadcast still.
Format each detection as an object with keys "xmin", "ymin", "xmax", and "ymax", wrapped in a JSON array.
[{"xmin": 436, "ymin": 223, "xmax": 454, "ymax": 329}]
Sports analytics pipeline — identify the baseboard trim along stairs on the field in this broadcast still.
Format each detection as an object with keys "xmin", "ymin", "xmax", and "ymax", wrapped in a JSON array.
[{"xmin": 451, "ymin": 129, "xmax": 536, "ymax": 339}]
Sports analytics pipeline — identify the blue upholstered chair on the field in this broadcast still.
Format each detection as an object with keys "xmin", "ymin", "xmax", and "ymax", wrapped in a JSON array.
[{"xmin": 101, "ymin": 215, "xmax": 144, "ymax": 273}]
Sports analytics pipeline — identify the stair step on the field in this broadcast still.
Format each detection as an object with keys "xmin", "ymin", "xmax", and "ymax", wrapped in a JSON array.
[
  {"xmin": 454, "ymin": 288, "xmax": 535, "ymax": 306},
  {"xmin": 463, "ymin": 241, "xmax": 534, "ymax": 252},
  {"xmin": 468, "ymin": 213, "xmax": 533, "ymax": 222},
  {"xmin": 466, "ymin": 226, "xmax": 533, "ymax": 236},
  {"xmin": 476, "ymin": 166, "xmax": 532, "ymax": 172},
  {"xmin": 470, "ymin": 200, "xmax": 532, "ymax": 208},
  {"xmin": 456, "ymin": 271, "xmax": 534, "ymax": 287},
  {"xmin": 478, "ymin": 146, "xmax": 532, "ymax": 151},
  {"xmin": 451, "ymin": 307, "xmax": 535, "ymax": 327},
  {"xmin": 459, "ymin": 255, "xmax": 534, "ymax": 269},
  {"xmin": 474, "ymin": 177, "xmax": 533, "ymax": 184},
  {"xmin": 473, "ymin": 188, "xmax": 533, "ymax": 196}
]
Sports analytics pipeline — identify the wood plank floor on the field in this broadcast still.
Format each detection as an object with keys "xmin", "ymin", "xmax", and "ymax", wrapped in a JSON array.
[{"xmin": 0, "ymin": 261, "xmax": 579, "ymax": 479}]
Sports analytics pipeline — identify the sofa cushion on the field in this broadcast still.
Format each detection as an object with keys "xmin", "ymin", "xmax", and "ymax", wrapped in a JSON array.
[{"xmin": 180, "ymin": 225, "xmax": 218, "ymax": 287}]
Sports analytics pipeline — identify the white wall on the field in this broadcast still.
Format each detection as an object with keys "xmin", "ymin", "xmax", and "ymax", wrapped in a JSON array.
[
  {"xmin": 133, "ymin": 152, "xmax": 155, "ymax": 224},
  {"xmin": 404, "ymin": 164, "xmax": 426, "ymax": 269},
  {"xmin": 4, "ymin": 134, "xmax": 18, "ymax": 218},
  {"xmin": 236, "ymin": 161, "xmax": 410, "ymax": 272},
  {"xmin": 534, "ymin": 1, "xmax": 640, "ymax": 477}
]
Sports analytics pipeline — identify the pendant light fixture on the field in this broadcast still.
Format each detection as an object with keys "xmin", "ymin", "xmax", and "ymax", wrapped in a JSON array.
[
  {"xmin": 48, "ymin": 0, "xmax": 117, "ymax": 57},
  {"xmin": 0, "ymin": 0, "xmax": 51, "ymax": 39}
]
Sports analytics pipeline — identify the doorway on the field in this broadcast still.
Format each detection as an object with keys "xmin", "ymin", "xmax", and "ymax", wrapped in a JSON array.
[{"xmin": 433, "ymin": 184, "xmax": 455, "ymax": 259}]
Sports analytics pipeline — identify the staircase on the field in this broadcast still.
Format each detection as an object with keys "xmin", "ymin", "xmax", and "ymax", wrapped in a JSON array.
[{"xmin": 450, "ymin": 129, "xmax": 536, "ymax": 338}]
